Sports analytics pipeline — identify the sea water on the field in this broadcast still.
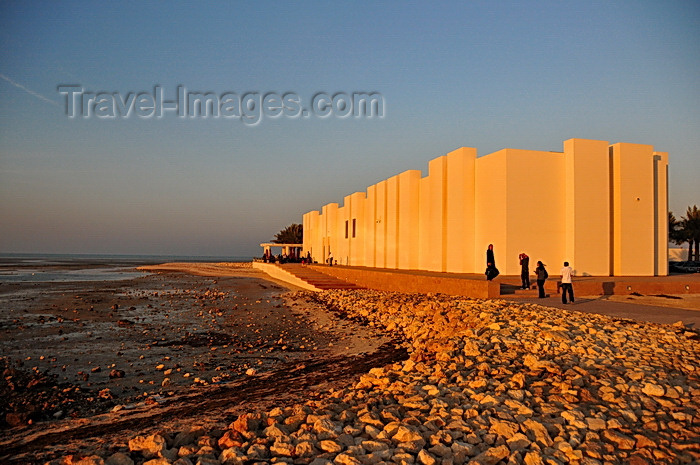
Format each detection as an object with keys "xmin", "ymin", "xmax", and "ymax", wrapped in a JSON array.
[{"xmin": 0, "ymin": 253, "xmax": 252, "ymax": 283}]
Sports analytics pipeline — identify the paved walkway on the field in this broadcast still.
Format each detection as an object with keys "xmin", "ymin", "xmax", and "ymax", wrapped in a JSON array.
[
  {"xmin": 281, "ymin": 263, "xmax": 700, "ymax": 327},
  {"xmin": 502, "ymin": 294, "xmax": 700, "ymax": 327},
  {"xmin": 498, "ymin": 272, "xmax": 700, "ymax": 295}
]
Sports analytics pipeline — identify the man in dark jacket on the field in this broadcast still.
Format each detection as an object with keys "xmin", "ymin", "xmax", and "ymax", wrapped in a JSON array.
[{"xmin": 519, "ymin": 253, "xmax": 530, "ymax": 289}]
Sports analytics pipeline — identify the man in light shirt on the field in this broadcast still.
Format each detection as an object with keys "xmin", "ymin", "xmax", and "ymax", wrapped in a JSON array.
[{"xmin": 560, "ymin": 261, "xmax": 575, "ymax": 304}]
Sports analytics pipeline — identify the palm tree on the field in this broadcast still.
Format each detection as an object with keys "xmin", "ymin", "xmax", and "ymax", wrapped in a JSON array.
[
  {"xmin": 682, "ymin": 205, "xmax": 700, "ymax": 261},
  {"xmin": 669, "ymin": 211, "xmax": 682, "ymax": 245},
  {"xmin": 272, "ymin": 223, "xmax": 303, "ymax": 244},
  {"xmin": 669, "ymin": 211, "xmax": 688, "ymax": 258}
]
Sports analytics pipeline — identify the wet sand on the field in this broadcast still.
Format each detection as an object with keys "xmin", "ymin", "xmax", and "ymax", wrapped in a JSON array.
[{"xmin": 0, "ymin": 262, "xmax": 399, "ymax": 463}]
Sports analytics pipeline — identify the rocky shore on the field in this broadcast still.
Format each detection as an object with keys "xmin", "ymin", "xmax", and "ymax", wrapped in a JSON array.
[
  {"xmin": 36, "ymin": 289, "xmax": 700, "ymax": 465},
  {"xmin": 0, "ymin": 266, "xmax": 394, "ymax": 464}
]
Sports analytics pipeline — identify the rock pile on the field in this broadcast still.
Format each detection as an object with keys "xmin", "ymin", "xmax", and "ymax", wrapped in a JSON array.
[
  {"xmin": 1, "ymin": 357, "xmax": 116, "ymax": 427},
  {"xmin": 48, "ymin": 290, "xmax": 700, "ymax": 465}
]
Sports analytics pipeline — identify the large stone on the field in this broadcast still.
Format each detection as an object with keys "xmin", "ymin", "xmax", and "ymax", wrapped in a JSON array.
[
  {"xmin": 602, "ymin": 429, "xmax": 635, "ymax": 450},
  {"xmin": 296, "ymin": 441, "xmax": 316, "ymax": 457},
  {"xmin": 218, "ymin": 430, "xmax": 244, "ymax": 449},
  {"xmin": 522, "ymin": 419, "xmax": 553, "ymax": 447},
  {"xmin": 142, "ymin": 459, "xmax": 170, "ymax": 465},
  {"xmin": 561, "ymin": 410, "xmax": 586, "ymax": 429},
  {"xmin": 634, "ymin": 435, "xmax": 656, "ymax": 449},
  {"xmin": 314, "ymin": 418, "xmax": 343, "ymax": 438},
  {"xmin": 129, "ymin": 434, "xmax": 167, "ymax": 459},
  {"xmin": 364, "ymin": 424, "xmax": 382, "ymax": 438},
  {"xmin": 270, "ymin": 439, "xmax": 295, "ymax": 456},
  {"xmin": 173, "ymin": 427, "xmax": 205, "ymax": 447},
  {"xmin": 641, "ymin": 383, "xmax": 665, "ymax": 397},
  {"xmin": 362, "ymin": 440, "xmax": 390, "ymax": 452},
  {"xmin": 284, "ymin": 413, "xmax": 307, "ymax": 431},
  {"xmin": 320, "ymin": 440, "xmax": 343, "ymax": 453},
  {"xmin": 334, "ymin": 453, "xmax": 362, "ymax": 465},
  {"xmin": 398, "ymin": 439, "xmax": 427, "ymax": 454},
  {"xmin": 195, "ymin": 457, "xmax": 220, "ymax": 465},
  {"xmin": 392, "ymin": 452, "xmax": 416, "ymax": 464},
  {"xmin": 246, "ymin": 443, "xmax": 269, "ymax": 459},
  {"xmin": 178, "ymin": 444, "xmax": 199, "ymax": 457},
  {"xmin": 479, "ymin": 395, "xmax": 500, "ymax": 407},
  {"xmin": 337, "ymin": 433, "xmax": 356, "ymax": 447},
  {"xmin": 523, "ymin": 451, "xmax": 544, "ymax": 465},
  {"xmin": 231, "ymin": 413, "xmax": 262, "ymax": 438},
  {"xmin": 173, "ymin": 458, "xmax": 195, "ymax": 465},
  {"xmin": 393, "ymin": 426, "xmax": 424, "ymax": 444},
  {"xmin": 263, "ymin": 424, "xmax": 288, "ymax": 438},
  {"xmin": 580, "ymin": 441, "xmax": 603, "ymax": 460},
  {"xmin": 627, "ymin": 455, "xmax": 651, "ymax": 465},
  {"xmin": 489, "ymin": 419, "xmax": 519, "ymax": 439},
  {"xmin": 310, "ymin": 459, "xmax": 333, "ymax": 465},
  {"xmin": 359, "ymin": 412, "xmax": 385, "ymax": 429},
  {"xmin": 451, "ymin": 441, "xmax": 477, "ymax": 463},
  {"xmin": 606, "ymin": 418, "xmax": 623, "ymax": 429},
  {"xmin": 105, "ymin": 453, "xmax": 134, "ymax": 465},
  {"xmin": 585, "ymin": 418, "xmax": 606, "ymax": 431},
  {"xmin": 428, "ymin": 443, "xmax": 452, "ymax": 457},
  {"xmin": 196, "ymin": 445, "xmax": 217, "ymax": 458},
  {"xmin": 555, "ymin": 440, "xmax": 583, "ymax": 461},
  {"xmin": 523, "ymin": 355, "xmax": 559, "ymax": 373},
  {"xmin": 470, "ymin": 445, "xmax": 509, "ymax": 465},
  {"xmin": 73, "ymin": 457, "xmax": 105, "ymax": 465},
  {"xmin": 417, "ymin": 449, "xmax": 438, "ymax": 465},
  {"xmin": 665, "ymin": 386, "xmax": 681, "ymax": 399},
  {"xmin": 509, "ymin": 373, "xmax": 526, "ymax": 389},
  {"xmin": 506, "ymin": 433, "xmax": 530, "ymax": 451},
  {"xmin": 504, "ymin": 398, "xmax": 532, "ymax": 415}
]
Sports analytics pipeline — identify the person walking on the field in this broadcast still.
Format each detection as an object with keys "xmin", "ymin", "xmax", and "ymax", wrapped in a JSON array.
[
  {"xmin": 560, "ymin": 261, "xmax": 575, "ymax": 304},
  {"xmin": 327, "ymin": 251, "xmax": 333, "ymax": 266},
  {"xmin": 535, "ymin": 261, "xmax": 548, "ymax": 298},
  {"xmin": 519, "ymin": 253, "xmax": 530, "ymax": 289}
]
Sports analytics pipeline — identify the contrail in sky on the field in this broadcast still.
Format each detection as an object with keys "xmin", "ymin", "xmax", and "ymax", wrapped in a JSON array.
[{"xmin": 0, "ymin": 73, "xmax": 59, "ymax": 106}]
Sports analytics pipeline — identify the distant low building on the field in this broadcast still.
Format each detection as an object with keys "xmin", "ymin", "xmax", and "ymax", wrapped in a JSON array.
[{"xmin": 303, "ymin": 138, "xmax": 668, "ymax": 276}]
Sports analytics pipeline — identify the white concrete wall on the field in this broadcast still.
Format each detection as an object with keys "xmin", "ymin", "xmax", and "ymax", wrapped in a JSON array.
[{"xmin": 303, "ymin": 139, "xmax": 668, "ymax": 276}]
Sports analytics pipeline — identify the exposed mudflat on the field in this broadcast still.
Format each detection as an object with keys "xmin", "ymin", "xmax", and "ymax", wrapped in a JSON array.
[{"xmin": 0, "ymin": 263, "xmax": 398, "ymax": 463}]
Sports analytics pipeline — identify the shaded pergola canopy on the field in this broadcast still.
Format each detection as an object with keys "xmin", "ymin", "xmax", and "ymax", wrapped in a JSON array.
[{"xmin": 260, "ymin": 243, "xmax": 303, "ymax": 255}]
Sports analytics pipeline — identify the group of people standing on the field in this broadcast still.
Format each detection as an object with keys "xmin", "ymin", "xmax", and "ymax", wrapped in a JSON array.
[
  {"xmin": 486, "ymin": 245, "xmax": 575, "ymax": 304},
  {"xmin": 262, "ymin": 250, "xmax": 314, "ymax": 265}
]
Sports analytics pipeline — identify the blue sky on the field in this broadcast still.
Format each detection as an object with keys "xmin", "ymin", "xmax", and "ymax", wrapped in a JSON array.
[{"xmin": 1, "ymin": 1, "xmax": 698, "ymax": 257}]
